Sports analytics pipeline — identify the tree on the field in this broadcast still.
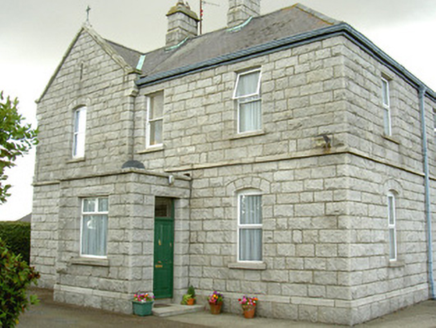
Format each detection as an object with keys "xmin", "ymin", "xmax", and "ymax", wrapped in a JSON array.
[
  {"xmin": 0, "ymin": 92, "xmax": 38, "ymax": 204},
  {"xmin": 0, "ymin": 238, "xmax": 40, "ymax": 327}
]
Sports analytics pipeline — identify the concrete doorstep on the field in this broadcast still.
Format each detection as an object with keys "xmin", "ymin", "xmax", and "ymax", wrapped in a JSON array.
[{"xmin": 152, "ymin": 303, "xmax": 205, "ymax": 317}]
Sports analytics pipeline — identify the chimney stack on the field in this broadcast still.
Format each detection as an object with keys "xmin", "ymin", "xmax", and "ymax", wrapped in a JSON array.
[
  {"xmin": 228, "ymin": 0, "xmax": 260, "ymax": 27},
  {"xmin": 166, "ymin": 1, "xmax": 200, "ymax": 47}
]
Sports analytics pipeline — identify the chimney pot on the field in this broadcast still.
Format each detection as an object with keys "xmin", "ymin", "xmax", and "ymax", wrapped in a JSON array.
[{"xmin": 166, "ymin": 1, "xmax": 199, "ymax": 47}]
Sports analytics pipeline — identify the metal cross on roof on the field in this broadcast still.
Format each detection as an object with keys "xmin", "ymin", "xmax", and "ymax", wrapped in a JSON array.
[{"xmin": 86, "ymin": 5, "xmax": 91, "ymax": 25}]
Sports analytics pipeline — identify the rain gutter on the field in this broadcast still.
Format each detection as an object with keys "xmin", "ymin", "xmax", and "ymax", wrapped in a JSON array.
[{"xmin": 419, "ymin": 85, "xmax": 436, "ymax": 299}]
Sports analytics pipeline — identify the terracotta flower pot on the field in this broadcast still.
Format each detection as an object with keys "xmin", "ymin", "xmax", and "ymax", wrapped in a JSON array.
[
  {"xmin": 187, "ymin": 298, "xmax": 195, "ymax": 305},
  {"xmin": 209, "ymin": 302, "xmax": 223, "ymax": 314},
  {"xmin": 242, "ymin": 305, "xmax": 255, "ymax": 319}
]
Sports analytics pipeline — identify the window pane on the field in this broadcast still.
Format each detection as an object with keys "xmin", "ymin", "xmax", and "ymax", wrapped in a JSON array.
[
  {"xmin": 383, "ymin": 108, "xmax": 391, "ymax": 136},
  {"xmin": 240, "ymin": 195, "xmax": 262, "ymax": 224},
  {"xmin": 150, "ymin": 119, "xmax": 163, "ymax": 145},
  {"xmin": 150, "ymin": 93, "xmax": 163, "ymax": 119},
  {"xmin": 388, "ymin": 196, "xmax": 395, "ymax": 225},
  {"xmin": 433, "ymin": 110, "xmax": 436, "ymax": 132},
  {"xmin": 74, "ymin": 110, "xmax": 81, "ymax": 133},
  {"xmin": 155, "ymin": 198, "xmax": 172, "ymax": 217},
  {"xmin": 239, "ymin": 228, "xmax": 262, "ymax": 261},
  {"xmin": 239, "ymin": 100, "xmax": 261, "ymax": 133},
  {"xmin": 236, "ymin": 71, "xmax": 260, "ymax": 97},
  {"xmin": 74, "ymin": 133, "xmax": 85, "ymax": 157},
  {"xmin": 98, "ymin": 198, "xmax": 108, "ymax": 212},
  {"xmin": 382, "ymin": 79, "xmax": 389, "ymax": 106},
  {"xmin": 81, "ymin": 215, "xmax": 108, "ymax": 256},
  {"xmin": 73, "ymin": 107, "xmax": 86, "ymax": 157},
  {"xmin": 83, "ymin": 198, "xmax": 96, "ymax": 212},
  {"xmin": 79, "ymin": 108, "xmax": 87, "ymax": 131},
  {"xmin": 389, "ymin": 228, "xmax": 396, "ymax": 260},
  {"xmin": 74, "ymin": 108, "xmax": 87, "ymax": 133}
]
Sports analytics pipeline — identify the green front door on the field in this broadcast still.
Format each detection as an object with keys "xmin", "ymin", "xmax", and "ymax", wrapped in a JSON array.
[{"xmin": 153, "ymin": 198, "xmax": 174, "ymax": 299}]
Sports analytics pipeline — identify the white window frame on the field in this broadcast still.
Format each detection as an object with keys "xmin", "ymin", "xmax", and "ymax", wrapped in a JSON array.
[
  {"xmin": 237, "ymin": 190, "xmax": 263, "ymax": 263},
  {"xmin": 233, "ymin": 69, "xmax": 262, "ymax": 134},
  {"xmin": 146, "ymin": 92, "xmax": 163, "ymax": 148},
  {"xmin": 381, "ymin": 77, "xmax": 392, "ymax": 136},
  {"xmin": 433, "ymin": 109, "xmax": 436, "ymax": 135},
  {"xmin": 387, "ymin": 192, "xmax": 397, "ymax": 261},
  {"xmin": 80, "ymin": 197, "xmax": 109, "ymax": 259},
  {"xmin": 72, "ymin": 106, "xmax": 87, "ymax": 158}
]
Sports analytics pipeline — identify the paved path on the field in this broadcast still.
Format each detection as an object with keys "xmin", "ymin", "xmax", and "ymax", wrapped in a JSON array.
[
  {"xmin": 17, "ymin": 289, "xmax": 204, "ymax": 328},
  {"xmin": 17, "ymin": 288, "xmax": 436, "ymax": 328}
]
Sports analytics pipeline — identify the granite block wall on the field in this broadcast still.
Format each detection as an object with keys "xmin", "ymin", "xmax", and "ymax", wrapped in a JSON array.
[{"xmin": 32, "ymin": 24, "xmax": 436, "ymax": 326}]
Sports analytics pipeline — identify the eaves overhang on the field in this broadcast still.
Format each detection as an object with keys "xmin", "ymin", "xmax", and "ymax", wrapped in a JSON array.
[{"xmin": 136, "ymin": 22, "xmax": 436, "ymax": 101}]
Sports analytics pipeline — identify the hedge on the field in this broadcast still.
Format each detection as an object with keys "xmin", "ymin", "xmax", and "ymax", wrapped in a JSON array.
[
  {"xmin": 0, "ymin": 238, "xmax": 40, "ymax": 327},
  {"xmin": 0, "ymin": 221, "xmax": 31, "ymax": 263}
]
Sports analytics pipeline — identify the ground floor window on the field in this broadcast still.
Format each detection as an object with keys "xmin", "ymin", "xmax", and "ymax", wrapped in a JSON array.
[
  {"xmin": 81, "ymin": 197, "xmax": 108, "ymax": 258},
  {"xmin": 238, "ymin": 191, "xmax": 262, "ymax": 262},
  {"xmin": 387, "ymin": 192, "xmax": 397, "ymax": 261}
]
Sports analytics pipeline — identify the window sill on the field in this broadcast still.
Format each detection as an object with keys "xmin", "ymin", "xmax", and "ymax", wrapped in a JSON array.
[
  {"xmin": 70, "ymin": 257, "xmax": 109, "ymax": 267},
  {"xmin": 137, "ymin": 145, "xmax": 164, "ymax": 154},
  {"xmin": 382, "ymin": 135, "xmax": 400, "ymax": 145},
  {"xmin": 388, "ymin": 260, "xmax": 405, "ymax": 268},
  {"xmin": 67, "ymin": 157, "xmax": 86, "ymax": 164},
  {"xmin": 229, "ymin": 130, "xmax": 265, "ymax": 140},
  {"xmin": 228, "ymin": 262, "xmax": 267, "ymax": 270}
]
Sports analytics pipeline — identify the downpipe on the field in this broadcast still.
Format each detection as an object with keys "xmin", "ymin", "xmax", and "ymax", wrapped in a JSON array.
[{"xmin": 419, "ymin": 85, "xmax": 435, "ymax": 299}]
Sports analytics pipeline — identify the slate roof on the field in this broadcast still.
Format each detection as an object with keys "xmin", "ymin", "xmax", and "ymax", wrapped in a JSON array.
[
  {"xmin": 104, "ymin": 3, "xmax": 340, "ymax": 83},
  {"xmin": 138, "ymin": 4, "xmax": 339, "ymax": 76},
  {"xmin": 39, "ymin": 2, "xmax": 436, "ymax": 102},
  {"xmin": 105, "ymin": 40, "xmax": 143, "ymax": 70},
  {"xmin": 103, "ymin": 1, "xmax": 434, "ymax": 99}
]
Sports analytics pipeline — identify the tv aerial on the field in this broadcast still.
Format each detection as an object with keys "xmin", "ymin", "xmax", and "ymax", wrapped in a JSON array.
[{"xmin": 199, "ymin": 0, "xmax": 220, "ymax": 34}]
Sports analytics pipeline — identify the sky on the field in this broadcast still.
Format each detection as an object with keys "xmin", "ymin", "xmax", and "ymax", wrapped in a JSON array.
[{"xmin": 0, "ymin": 0, "xmax": 436, "ymax": 220}]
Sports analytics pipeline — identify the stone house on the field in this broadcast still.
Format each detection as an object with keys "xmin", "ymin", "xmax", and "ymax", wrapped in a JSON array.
[{"xmin": 31, "ymin": 0, "xmax": 436, "ymax": 325}]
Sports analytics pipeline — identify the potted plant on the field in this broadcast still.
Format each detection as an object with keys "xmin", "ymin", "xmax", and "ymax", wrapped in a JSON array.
[
  {"xmin": 207, "ymin": 290, "xmax": 224, "ymax": 315},
  {"xmin": 238, "ymin": 295, "xmax": 258, "ymax": 319},
  {"xmin": 181, "ymin": 285, "xmax": 196, "ymax": 305},
  {"xmin": 181, "ymin": 293, "xmax": 194, "ymax": 305},
  {"xmin": 132, "ymin": 292, "xmax": 155, "ymax": 316}
]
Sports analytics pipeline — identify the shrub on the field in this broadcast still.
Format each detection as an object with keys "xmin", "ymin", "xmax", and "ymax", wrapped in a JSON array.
[
  {"xmin": 0, "ymin": 221, "xmax": 30, "ymax": 263},
  {"xmin": 0, "ymin": 238, "xmax": 40, "ymax": 327}
]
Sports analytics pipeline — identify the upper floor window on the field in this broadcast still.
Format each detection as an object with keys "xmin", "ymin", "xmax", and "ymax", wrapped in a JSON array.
[
  {"xmin": 73, "ymin": 107, "xmax": 87, "ymax": 158},
  {"xmin": 381, "ymin": 77, "xmax": 392, "ymax": 136},
  {"xmin": 238, "ymin": 191, "xmax": 262, "ymax": 262},
  {"xmin": 81, "ymin": 197, "xmax": 108, "ymax": 258},
  {"xmin": 433, "ymin": 109, "xmax": 436, "ymax": 134},
  {"xmin": 233, "ymin": 69, "xmax": 262, "ymax": 133},
  {"xmin": 387, "ymin": 192, "xmax": 397, "ymax": 261},
  {"xmin": 146, "ymin": 92, "xmax": 163, "ymax": 148}
]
